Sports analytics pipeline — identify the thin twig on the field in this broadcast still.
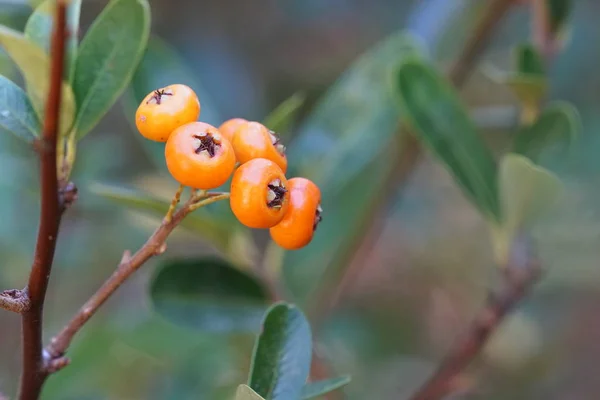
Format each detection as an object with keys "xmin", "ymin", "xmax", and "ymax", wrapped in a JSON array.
[
  {"xmin": 164, "ymin": 183, "xmax": 184, "ymax": 223},
  {"xmin": 309, "ymin": 0, "xmax": 517, "ymax": 325},
  {"xmin": 0, "ymin": 289, "xmax": 30, "ymax": 313},
  {"xmin": 18, "ymin": 1, "xmax": 68, "ymax": 399},
  {"xmin": 408, "ymin": 262, "xmax": 541, "ymax": 400},
  {"xmin": 44, "ymin": 191, "xmax": 230, "ymax": 369},
  {"xmin": 531, "ymin": 0, "xmax": 555, "ymax": 61}
]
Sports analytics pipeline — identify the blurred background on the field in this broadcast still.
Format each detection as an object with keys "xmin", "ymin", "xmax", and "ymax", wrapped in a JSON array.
[{"xmin": 1, "ymin": 0, "xmax": 600, "ymax": 398}]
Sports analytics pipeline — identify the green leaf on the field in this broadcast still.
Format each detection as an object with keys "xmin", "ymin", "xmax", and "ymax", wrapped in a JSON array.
[
  {"xmin": 236, "ymin": 385, "xmax": 266, "ymax": 400},
  {"xmin": 287, "ymin": 33, "xmax": 422, "ymax": 193},
  {"xmin": 514, "ymin": 44, "xmax": 544, "ymax": 77},
  {"xmin": 395, "ymin": 58, "xmax": 500, "ymax": 221},
  {"xmin": 513, "ymin": 101, "xmax": 580, "ymax": 161},
  {"xmin": 547, "ymin": 0, "xmax": 573, "ymax": 35},
  {"xmin": 249, "ymin": 303, "xmax": 312, "ymax": 400},
  {"xmin": 0, "ymin": 74, "xmax": 40, "ymax": 141},
  {"xmin": 71, "ymin": 0, "xmax": 150, "ymax": 139},
  {"xmin": 0, "ymin": 24, "xmax": 76, "ymax": 136},
  {"xmin": 150, "ymin": 258, "xmax": 269, "ymax": 333},
  {"xmin": 282, "ymin": 32, "xmax": 421, "ymax": 302},
  {"xmin": 301, "ymin": 376, "xmax": 351, "ymax": 399},
  {"xmin": 263, "ymin": 92, "xmax": 306, "ymax": 140},
  {"xmin": 125, "ymin": 35, "xmax": 222, "ymax": 170},
  {"xmin": 89, "ymin": 183, "xmax": 236, "ymax": 256},
  {"xmin": 491, "ymin": 154, "xmax": 563, "ymax": 265},
  {"xmin": 24, "ymin": 0, "xmax": 82, "ymax": 79}
]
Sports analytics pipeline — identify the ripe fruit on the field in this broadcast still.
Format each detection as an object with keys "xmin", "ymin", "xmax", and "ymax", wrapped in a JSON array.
[
  {"xmin": 136, "ymin": 84, "xmax": 200, "ymax": 142},
  {"xmin": 165, "ymin": 122, "xmax": 235, "ymax": 189},
  {"xmin": 218, "ymin": 118, "xmax": 247, "ymax": 142},
  {"xmin": 270, "ymin": 178, "xmax": 322, "ymax": 250},
  {"xmin": 231, "ymin": 121, "xmax": 287, "ymax": 173},
  {"xmin": 230, "ymin": 158, "xmax": 289, "ymax": 228}
]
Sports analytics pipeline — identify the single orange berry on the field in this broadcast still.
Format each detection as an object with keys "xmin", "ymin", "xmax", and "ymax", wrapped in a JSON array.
[
  {"xmin": 136, "ymin": 84, "xmax": 200, "ymax": 142},
  {"xmin": 231, "ymin": 121, "xmax": 287, "ymax": 173},
  {"xmin": 218, "ymin": 118, "xmax": 248, "ymax": 143},
  {"xmin": 230, "ymin": 158, "xmax": 289, "ymax": 228},
  {"xmin": 269, "ymin": 178, "xmax": 322, "ymax": 250},
  {"xmin": 165, "ymin": 122, "xmax": 235, "ymax": 189}
]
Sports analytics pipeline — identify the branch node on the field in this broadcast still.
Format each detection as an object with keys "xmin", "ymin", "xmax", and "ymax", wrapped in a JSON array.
[
  {"xmin": 0, "ymin": 289, "xmax": 30, "ymax": 313},
  {"xmin": 154, "ymin": 242, "xmax": 167, "ymax": 256},
  {"xmin": 43, "ymin": 350, "xmax": 70, "ymax": 374},
  {"xmin": 59, "ymin": 181, "xmax": 78, "ymax": 211}
]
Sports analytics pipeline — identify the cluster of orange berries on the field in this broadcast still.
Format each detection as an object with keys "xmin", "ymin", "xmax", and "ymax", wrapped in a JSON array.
[{"xmin": 135, "ymin": 84, "xmax": 322, "ymax": 250}]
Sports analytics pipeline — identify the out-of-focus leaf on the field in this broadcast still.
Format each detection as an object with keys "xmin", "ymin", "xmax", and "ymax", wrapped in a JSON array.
[
  {"xmin": 282, "ymin": 32, "xmax": 422, "ymax": 301},
  {"xmin": 249, "ymin": 303, "xmax": 312, "ymax": 400},
  {"xmin": 396, "ymin": 58, "xmax": 500, "ymax": 222},
  {"xmin": 514, "ymin": 44, "xmax": 545, "ymax": 77},
  {"xmin": 513, "ymin": 101, "xmax": 580, "ymax": 161},
  {"xmin": 24, "ymin": 0, "xmax": 81, "ymax": 79},
  {"xmin": 236, "ymin": 385, "xmax": 266, "ymax": 400},
  {"xmin": 125, "ymin": 35, "xmax": 222, "ymax": 169},
  {"xmin": 0, "ymin": 24, "xmax": 75, "ymax": 135},
  {"xmin": 71, "ymin": 0, "xmax": 150, "ymax": 139},
  {"xmin": 150, "ymin": 258, "xmax": 269, "ymax": 333},
  {"xmin": 0, "ymin": 74, "xmax": 40, "ymax": 141},
  {"xmin": 547, "ymin": 0, "xmax": 573, "ymax": 35},
  {"xmin": 88, "ymin": 183, "xmax": 243, "ymax": 260},
  {"xmin": 301, "ymin": 376, "xmax": 351, "ymax": 399},
  {"xmin": 263, "ymin": 92, "xmax": 306, "ymax": 140},
  {"xmin": 287, "ymin": 32, "xmax": 422, "ymax": 192},
  {"xmin": 491, "ymin": 153, "xmax": 563, "ymax": 265}
]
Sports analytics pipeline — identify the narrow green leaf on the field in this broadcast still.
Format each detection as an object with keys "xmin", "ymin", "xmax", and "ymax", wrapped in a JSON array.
[
  {"xmin": 514, "ymin": 44, "xmax": 544, "ymax": 76},
  {"xmin": 282, "ymin": 32, "xmax": 422, "ymax": 302},
  {"xmin": 395, "ymin": 58, "xmax": 500, "ymax": 221},
  {"xmin": 491, "ymin": 153, "xmax": 563, "ymax": 265},
  {"xmin": 513, "ymin": 101, "xmax": 580, "ymax": 161},
  {"xmin": 301, "ymin": 376, "xmax": 351, "ymax": 399},
  {"xmin": 24, "ymin": 0, "xmax": 82, "ymax": 79},
  {"xmin": 150, "ymin": 258, "xmax": 269, "ymax": 333},
  {"xmin": 287, "ymin": 33, "xmax": 422, "ymax": 193},
  {"xmin": 0, "ymin": 74, "xmax": 40, "ymax": 141},
  {"xmin": 0, "ymin": 24, "xmax": 76, "ymax": 136},
  {"xmin": 500, "ymin": 154, "xmax": 563, "ymax": 231},
  {"xmin": 249, "ymin": 303, "xmax": 312, "ymax": 400},
  {"xmin": 236, "ymin": 385, "xmax": 266, "ymax": 400},
  {"xmin": 263, "ymin": 92, "xmax": 306, "ymax": 140},
  {"xmin": 89, "ymin": 183, "xmax": 231, "ymax": 253},
  {"xmin": 71, "ymin": 0, "xmax": 150, "ymax": 139}
]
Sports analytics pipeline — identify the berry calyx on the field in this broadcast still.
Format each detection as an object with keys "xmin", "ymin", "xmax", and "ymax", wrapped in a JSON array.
[
  {"xmin": 165, "ymin": 122, "xmax": 235, "ymax": 189},
  {"xmin": 269, "ymin": 177, "xmax": 322, "ymax": 250},
  {"xmin": 136, "ymin": 84, "xmax": 200, "ymax": 142},
  {"xmin": 230, "ymin": 158, "xmax": 289, "ymax": 228}
]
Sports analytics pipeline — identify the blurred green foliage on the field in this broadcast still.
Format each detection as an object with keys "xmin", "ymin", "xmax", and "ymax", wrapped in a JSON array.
[{"xmin": 0, "ymin": 0, "xmax": 599, "ymax": 399}]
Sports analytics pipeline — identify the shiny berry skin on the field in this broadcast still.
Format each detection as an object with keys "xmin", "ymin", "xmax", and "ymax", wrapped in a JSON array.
[
  {"xmin": 218, "ymin": 118, "xmax": 248, "ymax": 143},
  {"xmin": 270, "ymin": 178, "xmax": 322, "ymax": 250},
  {"xmin": 230, "ymin": 158, "xmax": 289, "ymax": 228},
  {"xmin": 165, "ymin": 122, "xmax": 235, "ymax": 189},
  {"xmin": 231, "ymin": 121, "xmax": 287, "ymax": 173},
  {"xmin": 136, "ymin": 84, "xmax": 200, "ymax": 142}
]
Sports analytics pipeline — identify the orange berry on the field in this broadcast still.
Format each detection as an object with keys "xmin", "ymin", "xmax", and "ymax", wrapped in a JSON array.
[
  {"xmin": 136, "ymin": 84, "xmax": 200, "ymax": 142},
  {"xmin": 218, "ymin": 118, "xmax": 248, "ymax": 143},
  {"xmin": 165, "ymin": 122, "xmax": 235, "ymax": 189},
  {"xmin": 269, "ymin": 178, "xmax": 322, "ymax": 250},
  {"xmin": 230, "ymin": 158, "xmax": 289, "ymax": 228},
  {"xmin": 231, "ymin": 121, "xmax": 287, "ymax": 173}
]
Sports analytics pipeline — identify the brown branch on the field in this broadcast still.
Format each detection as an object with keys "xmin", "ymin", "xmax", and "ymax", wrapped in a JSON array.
[
  {"xmin": 408, "ymin": 262, "xmax": 541, "ymax": 400},
  {"xmin": 18, "ymin": 1, "xmax": 68, "ymax": 399},
  {"xmin": 44, "ymin": 192, "xmax": 220, "ymax": 369},
  {"xmin": 531, "ymin": 0, "xmax": 556, "ymax": 61},
  {"xmin": 0, "ymin": 289, "xmax": 30, "ymax": 313},
  {"xmin": 310, "ymin": 0, "xmax": 517, "ymax": 325}
]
